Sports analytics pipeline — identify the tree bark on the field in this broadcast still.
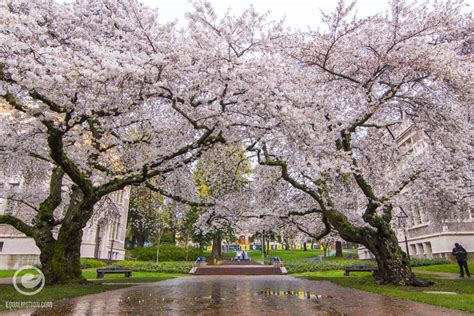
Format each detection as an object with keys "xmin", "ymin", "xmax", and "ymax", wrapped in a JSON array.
[
  {"xmin": 39, "ymin": 188, "xmax": 95, "ymax": 284},
  {"xmin": 211, "ymin": 237, "xmax": 222, "ymax": 261},
  {"xmin": 325, "ymin": 211, "xmax": 432, "ymax": 286},
  {"xmin": 335, "ymin": 241, "xmax": 343, "ymax": 257},
  {"xmin": 136, "ymin": 234, "xmax": 146, "ymax": 248}
]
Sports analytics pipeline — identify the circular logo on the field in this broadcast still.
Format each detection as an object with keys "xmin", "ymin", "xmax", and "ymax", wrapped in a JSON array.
[{"xmin": 13, "ymin": 265, "xmax": 45, "ymax": 296}]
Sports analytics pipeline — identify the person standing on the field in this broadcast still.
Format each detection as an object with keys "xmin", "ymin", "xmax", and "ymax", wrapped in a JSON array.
[{"xmin": 452, "ymin": 243, "xmax": 471, "ymax": 278}]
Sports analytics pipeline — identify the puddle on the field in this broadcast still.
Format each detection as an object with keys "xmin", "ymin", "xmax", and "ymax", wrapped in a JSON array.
[{"xmin": 256, "ymin": 289, "xmax": 331, "ymax": 301}]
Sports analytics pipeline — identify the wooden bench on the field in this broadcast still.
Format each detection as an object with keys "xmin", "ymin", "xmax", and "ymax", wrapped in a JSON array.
[
  {"xmin": 344, "ymin": 266, "xmax": 378, "ymax": 276},
  {"xmin": 96, "ymin": 268, "xmax": 132, "ymax": 279}
]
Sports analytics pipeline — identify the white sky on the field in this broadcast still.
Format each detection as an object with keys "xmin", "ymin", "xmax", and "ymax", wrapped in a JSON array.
[{"xmin": 141, "ymin": 0, "xmax": 391, "ymax": 30}]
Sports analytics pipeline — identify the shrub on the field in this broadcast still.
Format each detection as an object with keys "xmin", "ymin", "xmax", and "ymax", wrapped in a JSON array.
[
  {"xmin": 127, "ymin": 244, "xmax": 203, "ymax": 262},
  {"xmin": 284, "ymin": 258, "xmax": 450, "ymax": 273},
  {"xmin": 112, "ymin": 260, "xmax": 193, "ymax": 274},
  {"xmin": 285, "ymin": 260, "xmax": 376, "ymax": 274},
  {"xmin": 80, "ymin": 258, "xmax": 107, "ymax": 269},
  {"xmin": 409, "ymin": 258, "xmax": 450, "ymax": 267}
]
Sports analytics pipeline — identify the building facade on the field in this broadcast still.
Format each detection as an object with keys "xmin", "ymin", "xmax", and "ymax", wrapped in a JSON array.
[
  {"xmin": 0, "ymin": 173, "xmax": 130, "ymax": 270},
  {"xmin": 358, "ymin": 119, "xmax": 474, "ymax": 261}
]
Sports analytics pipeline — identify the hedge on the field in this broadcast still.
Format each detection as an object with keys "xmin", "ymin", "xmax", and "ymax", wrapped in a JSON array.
[
  {"xmin": 127, "ymin": 244, "xmax": 203, "ymax": 262},
  {"xmin": 285, "ymin": 260, "xmax": 377, "ymax": 274},
  {"xmin": 284, "ymin": 258, "xmax": 449, "ymax": 273},
  {"xmin": 409, "ymin": 258, "xmax": 450, "ymax": 267},
  {"xmin": 80, "ymin": 258, "xmax": 107, "ymax": 269},
  {"xmin": 112, "ymin": 260, "xmax": 193, "ymax": 274}
]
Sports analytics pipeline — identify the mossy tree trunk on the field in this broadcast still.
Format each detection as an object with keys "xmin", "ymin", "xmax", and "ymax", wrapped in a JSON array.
[
  {"xmin": 34, "ymin": 186, "xmax": 97, "ymax": 284},
  {"xmin": 211, "ymin": 237, "xmax": 222, "ymax": 260},
  {"xmin": 325, "ymin": 210, "xmax": 431, "ymax": 286}
]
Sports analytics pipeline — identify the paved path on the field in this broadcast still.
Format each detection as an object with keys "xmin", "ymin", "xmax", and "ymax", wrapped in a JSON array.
[
  {"xmin": 1, "ymin": 275, "xmax": 469, "ymax": 315},
  {"xmin": 413, "ymin": 269, "xmax": 465, "ymax": 280},
  {"xmin": 0, "ymin": 277, "xmax": 13, "ymax": 285}
]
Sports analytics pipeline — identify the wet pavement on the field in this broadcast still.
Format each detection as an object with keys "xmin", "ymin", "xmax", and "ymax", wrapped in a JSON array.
[{"xmin": 2, "ymin": 275, "xmax": 468, "ymax": 315}]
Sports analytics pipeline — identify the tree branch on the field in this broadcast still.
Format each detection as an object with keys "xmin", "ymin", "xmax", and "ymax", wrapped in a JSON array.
[
  {"xmin": 0, "ymin": 215, "xmax": 34, "ymax": 236},
  {"xmin": 145, "ymin": 182, "xmax": 214, "ymax": 208}
]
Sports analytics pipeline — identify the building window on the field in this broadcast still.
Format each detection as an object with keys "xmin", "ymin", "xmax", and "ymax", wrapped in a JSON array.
[
  {"xmin": 117, "ymin": 191, "xmax": 124, "ymax": 204},
  {"xmin": 424, "ymin": 242, "xmax": 432, "ymax": 257},
  {"xmin": 410, "ymin": 244, "xmax": 417, "ymax": 255},
  {"xmin": 0, "ymin": 241, "xmax": 4, "ymax": 252},
  {"xmin": 115, "ymin": 216, "xmax": 121, "ymax": 239},
  {"xmin": 416, "ymin": 243, "xmax": 424, "ymax": 256},
  {"xmin": 109, "ymin": 216, "xmax": 121, "ymax": 241},
  {"xmin": 400, "ymin": 138, "xmax": 414, "ymax": 155}
]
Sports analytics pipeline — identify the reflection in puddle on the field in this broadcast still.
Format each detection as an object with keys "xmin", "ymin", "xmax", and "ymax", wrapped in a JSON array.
[{"xmin": 257, "ymin": 289, "xmax": 329, "ymax": 301}]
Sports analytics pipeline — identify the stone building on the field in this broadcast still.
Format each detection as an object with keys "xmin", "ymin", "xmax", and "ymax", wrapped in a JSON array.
[
  {"xmin": 358, "ymin": 118, "xmax": 474, "ymax": 261},
  {"xmin": 0, "ymin": 174, "xmax": 129, "ymax": 269}
]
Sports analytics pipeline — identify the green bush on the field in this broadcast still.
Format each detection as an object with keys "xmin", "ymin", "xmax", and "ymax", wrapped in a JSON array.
[
  {"xmin": 409, "ymin": 258, "xmax": 450, "ymax": 267},
  {"xmin": 284, "ymin": 258, "xmax": 450, "ymax": 273},
  {"xmin": 127, "ymin": 244, "xmax": 203, "ymax": 262},
  {"xmin": 80, "ymin": 258, "xmax": 107, "ymax": 269},
  {"xmin": 112, "ymin": 260, "xmax": 193, "ymax": 274},
  {"xmin": 285, "ymin": 260, "xmax": 376, "ymax": 273}
]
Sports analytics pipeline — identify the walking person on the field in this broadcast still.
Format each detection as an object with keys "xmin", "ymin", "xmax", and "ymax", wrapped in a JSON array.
[{"xmin": 452, "ymin": 243, "xmax": 471, "ymax": 278}]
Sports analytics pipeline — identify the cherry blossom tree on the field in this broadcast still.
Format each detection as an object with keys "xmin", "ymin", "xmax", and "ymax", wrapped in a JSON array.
[
  {"xmin": 0, "ymin": 0, "xmax": 281, "ymax": 283},
  {"xmin": 250, "ymin": 0, "xmax": 472, "ymax": 286},
  {"xmin": 0, "ymin": 0, "xmax": 470, "ymax": 288}
]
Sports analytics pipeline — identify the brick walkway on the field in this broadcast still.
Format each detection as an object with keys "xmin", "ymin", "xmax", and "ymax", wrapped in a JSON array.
[{"xmin": 1, "ymin": 275, "xmax": 469, "ymax": 315}]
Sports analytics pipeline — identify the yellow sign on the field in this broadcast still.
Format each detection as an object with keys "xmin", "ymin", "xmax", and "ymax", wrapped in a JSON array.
[
  {"xmin": 277, "ymin": 244, "xmax": 282, "ymax": 250},
  {"xmin": 296, "ymin": 243, "xmax": 301, "ymax": 250}
]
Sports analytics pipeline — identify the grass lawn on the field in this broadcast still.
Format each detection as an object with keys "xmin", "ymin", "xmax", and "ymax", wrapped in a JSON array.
[
  {"xmin": 0, "ymin": 271, "xmax": 183, "ymax": 311},
  {"xmin": 414, "ymin": 263, "xmax": 473, "ymax": 275},
  {"xmin": 299, "ymin": 271, "xmax": 474, "ymax": 313},
  {"xmin": 0, "ymin": 269, "xmax": 39, "ymax": 278},
  {"xmin": 206, "ymin": 249, "xmax": 358, "ymax": 263},
  {"xmin": 293, "ymin": 270, "xmax": 373, "ymax": 277},
  {"xmin": 82, "ymin": 270, "xmax": 187, "ymax": 283}
]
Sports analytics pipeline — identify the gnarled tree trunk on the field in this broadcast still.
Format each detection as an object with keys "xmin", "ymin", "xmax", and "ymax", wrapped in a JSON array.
[
  {"xmin": 35, "ymin": 187, "xmax": 96, "ymax": 284},
  {"xmin": 326, "ymin": 211, "xmax": 432, "ymax": 286},
  {"xmin": 211, "ymin": 237, "xmax": 222, "ymax": 261}
]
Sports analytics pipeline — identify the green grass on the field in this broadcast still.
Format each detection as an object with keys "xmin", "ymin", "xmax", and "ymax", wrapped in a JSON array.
[
  {"xmin": 82, "ymin": 271, "xmax": 187, "ymax": 283},
  {"xmin": 0, "ymin": 269, "xmax": 39, "ymax": 278},
  {"xmin": 300, "ymin": 272, "xmax": 474, "ymax": 312},
  {"xmin": 293, "ymin": 269, "xmax": 372, "ymax": 277},
  {"xmin": 206, "ymin": 249, "xmax": 358, "ymax": 263},
  {"xmin": 414, "ymin": 263, "xmax": 473, "ymax": 275},
  {"xmin": 0, "ymin": 271, "xmax": 182, "ymax": 311}
]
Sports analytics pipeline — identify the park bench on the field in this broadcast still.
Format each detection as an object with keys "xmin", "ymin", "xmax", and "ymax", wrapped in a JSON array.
[
  {"xmin": 270, "ymin": 257, "xmax": 283, "ymax": 267},
  {"xmin": 343, "ymin": 266, "xmax": 378, "ymax": 276},
  {"xmin": 96, "ymin": 267, "xmax": 132, "ymax": 279},
  {"xmin": 234, "ymin": 251, "xmax": 250, "ymax": 261}
]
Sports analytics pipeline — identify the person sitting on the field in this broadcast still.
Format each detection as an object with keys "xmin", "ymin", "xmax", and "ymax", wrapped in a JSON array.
[
  {"xmin": 452, "ymin": 243, "xmax": 471, "ymax": 278},
  {"xmin": 235, "ymin": 251, "xmax": 242, "ymax": 261}
]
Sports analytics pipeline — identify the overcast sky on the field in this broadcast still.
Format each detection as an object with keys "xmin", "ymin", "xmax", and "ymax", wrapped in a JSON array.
[{"xmin": 141, "ymin": 0, "xmax": 391, "ymax": 30}]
